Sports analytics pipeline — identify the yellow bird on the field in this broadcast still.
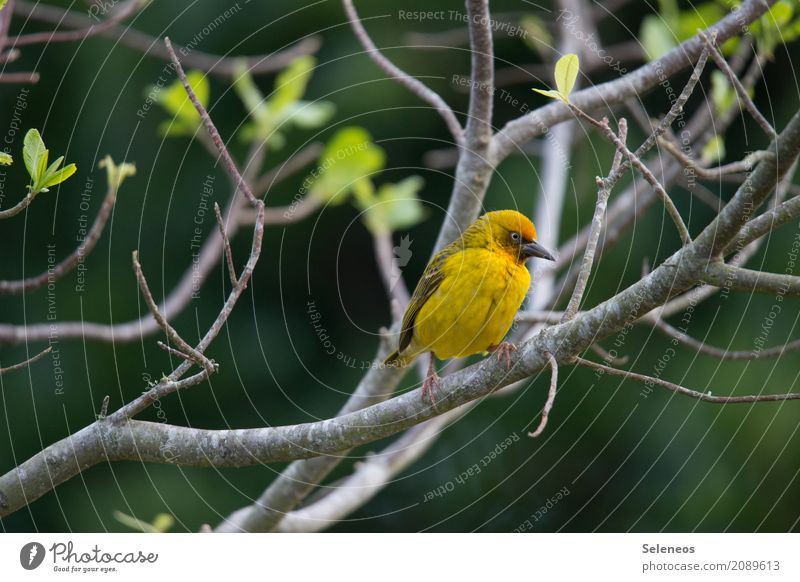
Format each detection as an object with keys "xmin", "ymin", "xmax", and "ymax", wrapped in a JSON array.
[{"xmin": 385, "ymin": 210, "xmax": 555, "ymax": 404}]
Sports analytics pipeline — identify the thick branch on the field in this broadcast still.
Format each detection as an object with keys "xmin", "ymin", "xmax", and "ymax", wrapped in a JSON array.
[
  {"xmin": 701, "ymin": 262, "xmax": 800, "ymax": 296},
  {"xmin": 433, "ymin": 0, "xmax": 495, "ymax": 251}
]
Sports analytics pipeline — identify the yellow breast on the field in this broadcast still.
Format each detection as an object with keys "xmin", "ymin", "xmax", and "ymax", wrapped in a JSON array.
[{"xmin": 414, "ymin": 248, "xmax": 530, "ymax": 360}]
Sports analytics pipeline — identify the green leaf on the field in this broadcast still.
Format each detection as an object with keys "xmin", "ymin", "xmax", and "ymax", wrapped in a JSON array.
[
  {"xmin": 520, "ymin": 15, "xmax": 553, "ymax": 59},
  {"xmin": 554, "ymin": 53, "xmax": 579, "ymax": 100},
  {"xmin": 154, "ymin": 71, "xmax": 209, "ymax": 136},
  {"xmin": 752, "ymin": 0, "xmax": 798, "ymax": 55},
  {"xmin": 0, "ymin": 1, "xmax": 8, "ymax": 11},
  {"xmin": 702, "ymin": 135, "xmax": 726, "ymax": 165},
  {"xmin": 23, "ymin": 129, "xmax": 46, "ymax": 182},
  {"xmin": 43, "ymin": 155, "xmax": 64, "ymax": 179},
  {"xmin": 39, "ymin": 163, "xmax": 77, "ymax": 191},
  {"xmin": 711, "ymin": 71, "xmax": 735, "ymax": 115},
  {"xmin": 233, "ymin": 61, "xmax": 268, "ymax": 125},
  {"xmin": 113, "ymin": 511, "xmax": 174, "ymax": 533},
  {"xmin": 532, "ymin": 88, "xmax": 565, "ymax": 102},
  {"xmin": 0, "ymin": 152, "xmax": 12, "ymax": 165},
  {"xmin": 150, "ymin": 513, "xmax": 176, "ymax": 533},
  {"xmin": 99, "ymin": 155, "xmax": 136, "ymax": 190},
  {"xmin": 362, "ymin": 176, "xmax": 427, "ymax": 234},
  {"xmin": 640, "ymin": 15, "xmax": 676, "ymax": 61},
  {"xmin": 309, "ymin": 127, "xmax": 386, "ymax": 205},
  {"xmin": 270, "ymin": 55, "xmax": 315, "ymax": 116},
  {"xmin": 235, "ymin": 56, "xmax": 334, "ymax": 144},
  {"xmin": 285, "ymin": 101, "xmax": 336, "ymax": 129},
  {"xmin": 112, "ymin": 510, "xmax": 159, "ymax": 533},
  {"xmin": 675, "ymin": 3, "xmax": 724, "ymax": 40}
]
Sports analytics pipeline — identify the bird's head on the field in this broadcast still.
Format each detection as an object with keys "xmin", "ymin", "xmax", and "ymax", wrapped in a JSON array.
[{"xmin": 475, "ymin": 210, "xmax": 556, "ymax": 264}]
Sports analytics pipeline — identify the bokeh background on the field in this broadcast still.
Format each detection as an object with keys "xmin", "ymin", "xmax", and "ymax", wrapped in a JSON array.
[{"xmin": 1, "ymin": 0, "xmax": 799, "ymax": 533}]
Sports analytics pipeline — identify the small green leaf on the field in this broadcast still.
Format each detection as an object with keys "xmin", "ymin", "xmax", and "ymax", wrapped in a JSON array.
[
  {"xmin": 702, "ymin": 135, "xmax": 726, "ymax": 165},
  {"xmin": 640, "ymin": 15, "xmax": 676, "ymax": 61},
  {"xmin": 270, "ymin": 55, "xmax": 315, "ymax": 115},
  {"xmin": 554, "ymin": 53, "xmax": 579, "ymax": 100},
  {"xmin": 711, "ymin": 71, "xmax": 735, "ymax": 115},
  {"xmin": 0, "ymin": 152, "xmax": 12, "ymax": 165},
  {"xmin": 285, "ymin": 101, "xmax": 336, "ymax": 129},
  {"xmin": 309, "ymin": 127, "xmax": 386, "ymax": 205},
  {"xmin": 153, "ymin": 71, "xmax": 209, "ymax": 137},
  {"xmin": 361, "ymin": 176, "xmax": 427, "ymax": 234},
  {"xmin": 532, "ymin": 88, "xmax": 566, "ymax": 102},
  {"xmin": 150, "ymin": 513, "xmax": 176, "ymax": 533},
  {"xmin": 112, "ymin": 510, "xmax": 159, "ymax": 533},
  {"xmin": 43, "ymin": 155, "xmax": 64, "ymax": 179},
  {"xmin": 235, "ymin": 56, "xmax": 334, "ymax": 144},
  {"xmin": 39, "ymin": 163, "xmax": 77, "ymax": 191},
  {"xmin": 99, "ymin": 155, "xmax": 136, "ymax": 190},
  {"xmin": 23, "ymin": 129, "xmax": 46, "ymax": 181},
  {"xmin": 233, "ymin": 61, "xmax": 268, "ymax": 125},
  {"xmin": 520, "ymin": 15, "xmax": 553, "ymax": 59}
]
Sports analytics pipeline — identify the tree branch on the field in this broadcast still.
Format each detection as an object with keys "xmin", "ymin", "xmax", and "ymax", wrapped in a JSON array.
[
  {"xmin": 12, "ymin": 1, "xmax": 321, "ymax": 78},
  {"xmin": 575, "ymin": 357, "xmax": 800, "ymax": 403},
  {"xmin": 0, "ymin": 347, "xmax": 51, "ymax": 375},
  {"xmin": 490, "ymin": 0, "xmax": 773, "ymax": 164},
  {"xmin": 0, "ymin": 177, "xmax": 122, "ymax": 294},
  {"xmin": 342, "ymin": 0, "xmax": 463, "ymax": 147},
  {"xmin": 433, "ymin": 0, "xmax": 495, "ymax": 251}
]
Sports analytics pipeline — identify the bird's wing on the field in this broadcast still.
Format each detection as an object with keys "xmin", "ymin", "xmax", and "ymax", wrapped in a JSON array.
[{"xmin": 398, "ymin": 243, "xmax": 458, "ymax": 354}]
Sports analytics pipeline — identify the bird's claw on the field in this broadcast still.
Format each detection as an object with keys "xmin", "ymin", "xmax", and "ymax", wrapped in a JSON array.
[
  {"xmin": 489, "ymin": 342, "xmax": 517, "ymax": 369},
  {"xmin": 422, "ymin": 369, "xmax": 441, "ymax": 408}
]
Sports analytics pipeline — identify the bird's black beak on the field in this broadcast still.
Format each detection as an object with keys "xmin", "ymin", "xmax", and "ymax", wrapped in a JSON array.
[{"xmin": 521, "ymin": 240, "xmax": 556, "ymax": 261}]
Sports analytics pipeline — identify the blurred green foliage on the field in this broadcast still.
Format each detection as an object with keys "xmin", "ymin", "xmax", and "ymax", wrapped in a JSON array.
[{"xmin": 1, "ymin": 0, "xmax": 799, "ymax": 533}]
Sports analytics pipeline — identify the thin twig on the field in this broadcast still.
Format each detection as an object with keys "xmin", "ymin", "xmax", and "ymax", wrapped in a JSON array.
[
  {"xmin": 342, "ymin": 0, "xmax": 463, "ymax": 147},
  {"xmin": 699, "ymin": 30, "xmax": 777, "ymax": 139},
  {"xmin": 651, "ymin": 317, "xmax": 800, "ymax": 361},
  {"xmin": 589, "ymin": 343, "xmax": 629, "ymax": 366},
  {"xmin": 0, "ymin": 182, "xmax": 121, "ymax": 294},
  {"xmin": 725, "ymin": 193, "xmax": 800, "ymax": 254},
  {"xmin": 562, "ymin": 119, "xmax": 628, "ymax": 322},
  {"xmin": 573, "ymin": 108, "xmax": 691, "ymax": 245},
  {"xmin": 12, "ymin": 0, "xmax": 320, "ymax": 78},
  {"xmin": 575, "ymin": 357, "xmax": 800, "ymax": 403},
  {"xmin": 157, "ymin": 341, "xmax": 195, "ymax": 362},
  {"xmin": 529, "ymin": 353, "xmax": 558, "ymax": 437},
  {"xmin": 214, "ymin": 203, "xmax": 238, "ymax": 285},
  {"xmin": 99, "ymin": 396, "xmax": 110, "ymax": 419},
  {"xmin": 8, "ymin": 0, "xmax": 139, "ymax": 47},
  {"xmin": 0, "ymin": 193, "xmax": 35, "ymax": 219},
  {"xmin": 132, "ymin": 250, "xmax": 216, "ymax": 375},
  {"xmin": 626, "ymin": 47, "xmax": 709, "ymax": 165},
  {"xmin": 165, "ymin": 37, "xmax": 257, "ymax": 205},
  {"xmin": 0, "ymin": 347, "xmax": 51, "ymax": 375},
  {"xmin": 0, "ymin": 0, "xmax": 15, "ymax": 54},
  {"xmin": 659, "ymin": 137, "xmax": 770, "ymax": 180},
  {"xmin": 252, "ymin": 142, "xmax": 323, "ymax": 196}
]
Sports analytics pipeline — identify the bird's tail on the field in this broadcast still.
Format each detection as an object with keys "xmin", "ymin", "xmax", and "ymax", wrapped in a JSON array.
[{"xmin": 384, "ymin": 348, "xmax": 411, "ymax": 368}]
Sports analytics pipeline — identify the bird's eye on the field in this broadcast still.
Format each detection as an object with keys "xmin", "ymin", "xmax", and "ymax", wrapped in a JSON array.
[{"xmin": 511, "ymin": 232, "xmax": 521, "ymax": 242}]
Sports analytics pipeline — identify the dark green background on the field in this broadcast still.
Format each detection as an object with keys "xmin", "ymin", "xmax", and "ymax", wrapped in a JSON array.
[{"xmin": 1, "ymin": 0, "xmax": 799, "ymax": 532}]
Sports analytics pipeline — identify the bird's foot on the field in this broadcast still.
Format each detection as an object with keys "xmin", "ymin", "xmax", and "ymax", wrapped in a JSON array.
[
  {"xmin": 421, "ymin": 367, "xmax": 441, "ymax": 408},
  {"xmin": 489, "ymin": 342, "xmax": 517, "ymax": 369}
]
